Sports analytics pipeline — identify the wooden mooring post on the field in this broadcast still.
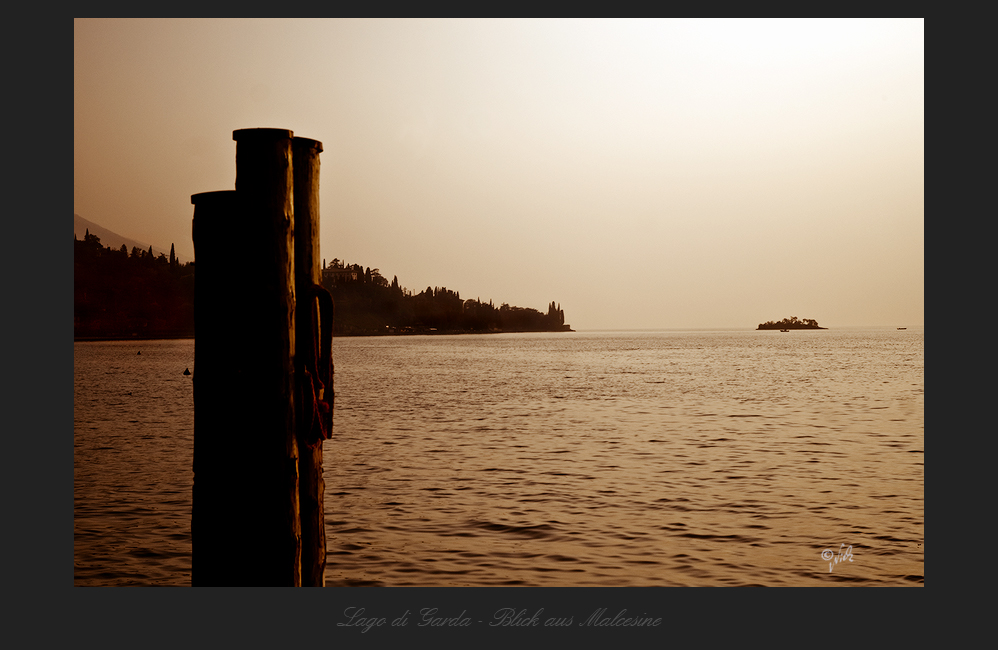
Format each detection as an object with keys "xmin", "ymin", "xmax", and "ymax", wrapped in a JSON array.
[
  {"xmin": 293, "ymin": 136, "xmax": 330, "ymax": 587},
  {"xmin": 191, "ymin": 128, "xmax": 331, "ymax": 586}
]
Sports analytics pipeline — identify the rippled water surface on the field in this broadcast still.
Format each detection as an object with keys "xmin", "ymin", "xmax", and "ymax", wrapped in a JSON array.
[
  {"xmin": 74, "ymin": 329, "xmax": 923, "ymax": 586},
  {"xmin": 74, "ymin": 339, "xmax": 195, "ymax": 586}
]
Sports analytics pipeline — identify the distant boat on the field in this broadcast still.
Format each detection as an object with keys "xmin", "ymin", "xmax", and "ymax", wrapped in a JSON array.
[
  {"xmin": 897, "ymin": 327, "xmax": 907, "ymax": 330},
  {"xmin": 780, "ymin": 329, "xmax": 790, "ymax": 332}
]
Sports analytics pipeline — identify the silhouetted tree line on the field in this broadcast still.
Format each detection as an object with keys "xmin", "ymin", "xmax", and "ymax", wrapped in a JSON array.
[
  {"xmin": 73, "ymin": 239, "xmax": 568, "ymax": 339},
  {"xmin": 757, "ymin": 316, "xmax": 826, "ymax": 330},
  {"xmin": 74, "ymin": 230, "xmax": 195, "ymax": 339},
  {"xmin": 321, "ymin": 258, "xmax": 569, "ymax": 336}
]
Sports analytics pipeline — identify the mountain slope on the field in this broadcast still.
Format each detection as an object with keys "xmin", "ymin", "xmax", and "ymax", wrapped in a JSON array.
[{"xmin": 74, "ymin": 214, "xmax": 191, "ymax": 264}]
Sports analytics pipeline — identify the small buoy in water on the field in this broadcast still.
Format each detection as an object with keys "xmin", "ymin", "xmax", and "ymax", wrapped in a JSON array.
[
  {"xmin": 183, "ymin": 368, "xmax": 191, "ymax": 375},
  {"xmin": 137, "ymin": 351, "xmax": 141, "ymax": 355}
]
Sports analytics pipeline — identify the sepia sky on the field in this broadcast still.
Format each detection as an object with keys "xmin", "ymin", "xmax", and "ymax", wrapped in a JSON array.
[{"xmin": 74, "ymin": 19, "xmax": 923, "ymax": 330}]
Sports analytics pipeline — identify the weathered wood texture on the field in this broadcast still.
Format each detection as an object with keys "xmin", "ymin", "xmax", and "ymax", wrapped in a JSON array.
[{"xmin": 293, "ymin": 136, "xmax": 328, "ymax": 587}]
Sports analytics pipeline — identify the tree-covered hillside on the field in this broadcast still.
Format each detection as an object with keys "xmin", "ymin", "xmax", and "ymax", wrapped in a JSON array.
[
  {"xmin": 320, "ymin": 259, "xmax": 570, "ymax": 336},
  {"xmin": 73, "ymin": 238, "xmax": 570, "ymax": 339},
  {"xmin": 74, "ymin": 230, "xmax": 195, "ymax": 339}
]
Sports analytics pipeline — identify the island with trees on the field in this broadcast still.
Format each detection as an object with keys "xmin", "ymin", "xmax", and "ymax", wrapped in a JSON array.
[{"xmin": 757, "ymin": 317, "xmax": 826, "ymax": 330}]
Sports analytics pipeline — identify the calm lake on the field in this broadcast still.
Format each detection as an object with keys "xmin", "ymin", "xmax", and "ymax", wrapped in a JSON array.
[{"xmin": 73, "ymin": 328, "xmax": 923, "ymax": 586}]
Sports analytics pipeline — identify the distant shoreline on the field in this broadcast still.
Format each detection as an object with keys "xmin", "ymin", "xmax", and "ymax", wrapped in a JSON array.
[
  {"xmin": 756, "ymin": 325, "xmax": 827, "ymax": 330},
  {"xmin": 345, "ymin": 329, "xmax": 575, "ymax": 337},
  {"xmin": 74, "ymin": 334, "xmax": 195, "ymax": 342},
  {"xmin": 73, "ymin": 328, "xmax": 573, "ymax": 342}
]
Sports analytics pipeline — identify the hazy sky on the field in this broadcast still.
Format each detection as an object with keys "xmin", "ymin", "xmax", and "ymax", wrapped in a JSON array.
[{"xmin": 74, "ymin": 19, "xmax": 923, "ymax": 329}]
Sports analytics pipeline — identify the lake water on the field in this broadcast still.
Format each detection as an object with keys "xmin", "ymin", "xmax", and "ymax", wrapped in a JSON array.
[{"xmin": 74, "ymin": 328, "xmax": 924, "ymax": 586}]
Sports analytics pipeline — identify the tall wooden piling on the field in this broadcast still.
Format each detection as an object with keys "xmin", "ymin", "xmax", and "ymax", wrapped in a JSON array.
[
  {"xmin": 192, "ymin": 128, "xmax": 302, "ymax": 586},
  {"xmin": 293, "ymin": 136, "xmax": 329, "ymax": 587}
]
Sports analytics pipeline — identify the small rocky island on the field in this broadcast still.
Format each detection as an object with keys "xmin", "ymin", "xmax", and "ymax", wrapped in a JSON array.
[{"xmin": 757, "ymin": 317, "xmax": 827, "ymax": 330}]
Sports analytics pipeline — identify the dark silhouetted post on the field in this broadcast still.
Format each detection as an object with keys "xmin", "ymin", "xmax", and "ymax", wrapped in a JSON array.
[
  {"xmin": 192, "ymin": 127, "xmax": 301, "ymax": 586},
  {"xmin": 293, "ymin": 136, "xmax": 330, "ymax": 587},
  {"xmin": 191, "ymin": 189, "xmax": 242, "ymax": 585}
]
